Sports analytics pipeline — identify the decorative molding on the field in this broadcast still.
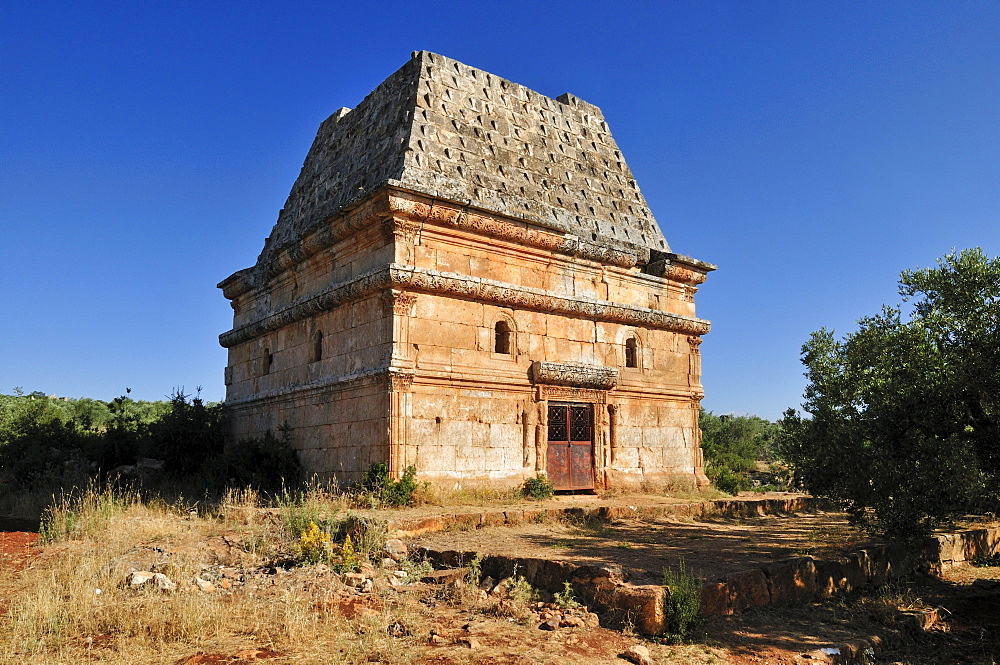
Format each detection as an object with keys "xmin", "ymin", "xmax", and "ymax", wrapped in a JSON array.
[
  {"xmin": 224, "ymin": 364, "xmax": 393, "ymax": 408},
  {"xmin": 383, "ymin": 289, "xmax": 417, "ymax": 316},
  {"xmin": 381, "ymin": 217, "xmax": 422, "ymax": 243},
  {"xmin": 387, "ymin": 371, "xmax": 414, "ymax": 392},
  {"xmin": 218, "ymin": 187, "xmax": 698, "ymax": 301},
  {"xmin": 219, "ymin": 264, "xmax": 712, "ymax": 348},
  {"xmin": 387, "ymin": 192, "xmax": 640, "ymax": 268},
  {"xmin": 537, "ymin": 385, "xmax": 608, "ymax": 404},
  {"xmin": 531, "ymin": 361, "xmax": 619, "ymax": 390},
  {"xmin": 645, "ymin": 255, "xmax": 715, "ymax": 285}
]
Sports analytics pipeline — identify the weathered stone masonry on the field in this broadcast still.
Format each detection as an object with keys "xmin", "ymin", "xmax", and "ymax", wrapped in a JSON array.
[{"xmin": 219, "ymin": 51, "xmax": 715, "ymax": 489}]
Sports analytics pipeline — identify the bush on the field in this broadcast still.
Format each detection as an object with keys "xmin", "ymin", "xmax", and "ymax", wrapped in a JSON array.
[
  {"xmin": 204, "ymin": 427, "xmax": 302, "ymax": 493},
  {"xmin": 360, "ymin": 462, "xmax": 419, "ymax": 507},
  {"xmin": 706, "ymin": 462, "xmax": 752, "ymax": 495},
  {"xmin": 145, "ymin": 389, "xmax": 225, "ymax": 474},
  {"xmin": 0, "ymin": 387, "xmax": 302, "ymax": 497},
  {"xmin": 661, "ymin": 559, "xmax": 703, "ymax": 643},
  {"xmin": 520, "ymin": 474, "xmax": 555, "ymax": 500},
  {"xmin": 700, "ymin": 410, "xmax": 781, "ymax": 495}
]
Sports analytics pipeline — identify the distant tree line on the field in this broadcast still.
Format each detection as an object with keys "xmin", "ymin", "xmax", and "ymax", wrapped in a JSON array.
[
  {"xmin": 699, "ymin": 410, "xmax": 786, "ymax": 494},
  {"xmin": 0, "ymin": 389, "xmax": 300, "ymax": 498}
]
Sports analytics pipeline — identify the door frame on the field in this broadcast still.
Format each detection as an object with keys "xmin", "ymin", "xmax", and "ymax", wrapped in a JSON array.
[{"xmin": 545, "ymin": 401, "xmax": 595, "ymax": 491}]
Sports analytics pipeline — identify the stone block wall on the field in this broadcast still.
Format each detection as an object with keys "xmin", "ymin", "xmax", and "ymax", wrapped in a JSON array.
[{"xmin": 220, "ymin": 188, "xmax": 712, "ymax": 488}]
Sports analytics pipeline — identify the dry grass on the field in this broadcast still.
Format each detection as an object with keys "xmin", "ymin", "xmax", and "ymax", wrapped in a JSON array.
[
  {"xmin": 0, "ymin": 482, "xmax": 812, "ymax": 665},
  {"xmin": 0, "ymin": 486, "xmax": 436, "ymax": 664}
]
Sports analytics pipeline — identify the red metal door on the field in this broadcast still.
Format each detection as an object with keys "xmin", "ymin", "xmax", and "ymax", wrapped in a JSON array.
[{"xmin": 546, "ymin": 403, "xmax": 595, "ymax": 491}]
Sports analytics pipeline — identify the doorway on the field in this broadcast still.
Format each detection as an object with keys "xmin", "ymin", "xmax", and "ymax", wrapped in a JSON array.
[{"xmin": 546, "ymin": 402, "xmax": 595, "ymax": 491}]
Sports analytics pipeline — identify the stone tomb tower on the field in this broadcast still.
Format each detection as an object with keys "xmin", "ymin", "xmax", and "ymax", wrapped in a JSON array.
[{"xmin": 219, "ymin": 51, "xmax": 715, "ymax": 490}]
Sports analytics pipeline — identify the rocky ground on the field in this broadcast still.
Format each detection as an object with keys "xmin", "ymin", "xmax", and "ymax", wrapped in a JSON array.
[{"xmin": 1, "ymin": 499, "xmax": 999, "ymax": 664}]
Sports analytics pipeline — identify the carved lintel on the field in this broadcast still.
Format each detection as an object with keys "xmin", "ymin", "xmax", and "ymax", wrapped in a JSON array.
[
  {"xmin": 382, "ymin": 289, "xmax": 417, "ymax": 316},
  {"xmin": 537, "ymin": 385, "xmax": 608, "ymax": 404},
  {"xmin": 531, "ymin": 361, "xmax": 618, "ymax": 390}
]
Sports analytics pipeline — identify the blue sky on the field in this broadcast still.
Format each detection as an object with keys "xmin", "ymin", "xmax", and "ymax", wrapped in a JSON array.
[{"xmin": 3, "ymin": 1, "xmax": 999, "ymax": 419}]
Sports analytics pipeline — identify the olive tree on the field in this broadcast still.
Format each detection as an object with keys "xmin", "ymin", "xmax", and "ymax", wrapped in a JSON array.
[{"xmin": 780, "ymin": 248, "xmax": 1000, "ymax": 538}]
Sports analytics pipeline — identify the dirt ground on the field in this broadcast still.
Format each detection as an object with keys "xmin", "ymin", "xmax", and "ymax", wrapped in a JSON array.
[
  {"xmin": 2, "ymin": 501, "xmax": 1000, "ymax": 664},
  {"xmin": 699, "ymin": 563, "xmax": 1000, "ymax": 665},
  {"xmin": 413, "ymin": 509, "xmax": 876, "ymax": 583}
]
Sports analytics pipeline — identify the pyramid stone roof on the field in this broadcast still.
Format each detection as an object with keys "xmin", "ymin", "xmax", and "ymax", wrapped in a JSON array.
[{"xmin": 256, "ymin": 51, "xmax": 672, "ymax": 271}]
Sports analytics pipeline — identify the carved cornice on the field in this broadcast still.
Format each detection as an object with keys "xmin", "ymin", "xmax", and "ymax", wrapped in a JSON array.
[
  {"xmin": 531, "ymin": 361, "xmax": 619, "ymax": 390},
  {"xmin": 219, "ymin": 264, "xmax": 712, "ymax": 348},
  {"xmin": 218, "ymin": 187, "xmax": 676, "ymax": 301},
  {"xmin": 645, "ymin": 253, "xmax": 716, "ymax": 285},
  {"xmin": 381, "ymin": 217, "xmax": 422, "ymax": 243},
  {"xmin": 387, "ymin": 192, "xmax": 639, "ymax": 268}
]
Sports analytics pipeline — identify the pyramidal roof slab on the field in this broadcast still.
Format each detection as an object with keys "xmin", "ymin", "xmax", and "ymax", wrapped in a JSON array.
[{"xmin": 257, "ymin": 51, "xmax": 672, "ymax": 270}]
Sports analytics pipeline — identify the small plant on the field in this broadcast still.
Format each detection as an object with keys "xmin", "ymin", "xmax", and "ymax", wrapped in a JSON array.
[
  {"xmin": 339, "ymin": 514, "xmax": 389, "ymax": 561},
  {"xmin": 336, "ymin": 533, "xmax": 359, "ymax": 572},
  {"xmin": 520, "ymin": 474, "xmax": 555, "ymax": 500},
  {"xmin": 553, "ymin": 581, "xmax": 580, "ymax": 609},
  {"xmin": 661, "ymin": 558, "xmax": 704, "ymax": 643},
  {"xmin": 296, "ymin": 521, "xmax": 334, "ymax": 564},
  {"xmin": 278, "ymin": 480, "xmax": 341, "ymax": 540},
  {"xmin": 465, "ymin": 553, "xmax": 483, "ymax": 586},
  {"xmin": 507, "ymin": 575, "xmax": 539, "ymax": 605},
  {"xmin": 972, "ymin": 553, "xmax": 1000, "ymax": 567},
  {"xmin": 489, "ymin": 573, "xmax": 540, "ymax": 623}
]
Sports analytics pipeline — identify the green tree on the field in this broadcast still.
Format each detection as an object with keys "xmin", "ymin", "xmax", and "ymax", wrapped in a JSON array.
[
  {"xmin": 780, "ymin": 248, "xmax": 1000, "ymax": 538},
  {"xmin": 699, "ymin": 410, "xmax": 781, "ymax": 494}
]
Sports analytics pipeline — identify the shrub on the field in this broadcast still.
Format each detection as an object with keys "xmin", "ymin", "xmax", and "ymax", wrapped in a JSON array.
[
  {"xmin": 205, "ymin": 427, "xmax": 302, "ymax": 493},
  {"xmin": 661, "ymin": 559, "xmax": 703, "ymax": 643},
  {"xmin": 360, "ymin": 463, "xmax": 419, "ymax": 507},
  {"xmin": 706, "ymin": 462, "xmax": 752, "ymax": 495},
  {"xmin": 145, "ymin": 389, "xmax": 225, "ymax": 474},
  {"xmin": 553, "ymin": 581, "xmax": 581, "ymax": 609},
  {"xmin": 520, "ymin": 474, "xmax": 555, "ymax": 500}
]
